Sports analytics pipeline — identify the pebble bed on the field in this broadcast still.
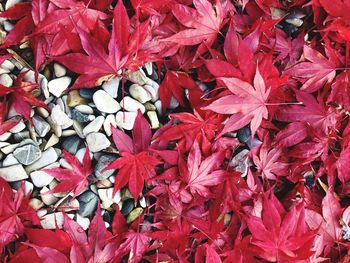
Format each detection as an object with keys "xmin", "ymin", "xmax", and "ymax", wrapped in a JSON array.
[{"xmin": 0, "ymin": 57, "xmax": 169, "ymax": 230}]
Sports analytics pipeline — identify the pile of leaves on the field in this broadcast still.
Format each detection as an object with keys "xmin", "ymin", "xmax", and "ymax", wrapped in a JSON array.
[{"xmin": 1, "ymin": 0, "xmax": 350, "ymax": 262}]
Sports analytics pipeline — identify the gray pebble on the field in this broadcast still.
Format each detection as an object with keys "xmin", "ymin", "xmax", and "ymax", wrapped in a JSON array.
[
  {"xmin": 71, "ymin": 108, "xmax": 95, "ymax": 123},
  {"xmin": 121, "ymin": 199, "xmax": 134, "ymax": 216},
  {"xmin": 62, "ymin": 135, "xmax": 81, "ymax": 154},
  {"xmin": 94, "ymin": 154, "xmax": 117, "ymax": 180},
  {"xmin": 79, "ymin": 89, "xmax": 95, "ymax": 99},
  {"xmin": 77, "ymin": 191, "xmax": 98, "ymax": 217},
  {"xmin": 32, "ymin": 115, "xmax": 51, "ymax": 137},
  {"xmin": 13, "ymin": 140, "xmax": 42, "ymax": 165}
]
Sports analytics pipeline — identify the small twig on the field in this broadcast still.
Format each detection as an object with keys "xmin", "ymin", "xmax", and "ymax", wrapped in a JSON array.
[{"xmin": 6, "ymin": 48, "xmax": 34, "ymax": 71}]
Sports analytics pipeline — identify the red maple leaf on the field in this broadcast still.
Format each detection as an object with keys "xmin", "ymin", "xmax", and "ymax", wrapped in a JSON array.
[
  {"xmin": 158, "ymin": 109, "xmax": 225, "ymax": 155},
  {"xmin": 328, "ymin": 71, "xmax": 350, "ymax": 111},
  {"xmin": 252, "ymin": 137, "xmax": 289, "ymax": 180},
  {"xmin": 246, "ymin": 192, "xmax": 316, "ymax": 262},
  {"xmin": 54, "ymin": 0, "xmax": 157, "ymax": 89},
  {"xmin": 0, "ymin": 2, "xmax": 33, "ymax": 48},
  {"xmin": 159, "ymin": 70, "xmax": 203, "ymax": 111},
  {"xmin": 0, "ymin": 178, "xmax": 40, "ymax": 250},
  {"xmin": 42, "ymin": 146, "xmax": 93, "ymax": 197},
  {"xmin": 284, "ymin": 45, "xmax": 339, "ymax": 92},
  {"xmin": 204, "ymin": 65, "xmax": 270, "ymax": 137},
  {"xmin": 0, "ymin": 72, "xmax": 48, "ymax": 124},
  {"xmin": 63, "ymin": 205, "xmax": 115, "ymax": 262},
  {"xmin": 163, "ymin": 0, "xmax": 225, "ymax": 53},
  {"xmin": 23, "ymin": 243, "xmax": 70, "ymax": 263},
  {"xmin": 0, "ymin": 98, "xmax": 20, "ymax": 136},
  {"xmin": 275, "ymin": 91, "xmax": 342, "ymax": 134},
  {"xmin": 105, "ymin": 111, "xmax": 162, "ymax": 199},
  {"xmin": 178, "ymin": 140, "xmax": 226, "ymax": 197},
  {"xmin": 305, "ymin": 190, "xmax": 343, "ymax": 257},
  {"xmin": 115, "ymin": 231, "xmax": 151, "ymax": 263}
]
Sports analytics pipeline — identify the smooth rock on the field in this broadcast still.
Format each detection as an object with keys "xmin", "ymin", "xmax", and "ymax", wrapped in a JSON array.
[
  {"xmin": 143, "ymin": 84, "xmax": 157, "ymax": 100},
  {"xmin": 93, "ymin": 90, "xmax": 121, "ymax": 113},
  {"xmin": 86, "ymin": 132, "xmax": 110, "ymax": 152},
  {"xmin": 40, "ymin": 77, "xmax": 50, "ymax": 99},
  {"xmin": 24, "ymin": 181, "xmax": 34, "ymax": 195},
  {"xmin": 169, "ymin": 96, "xmax": 179, "ymax": 109},
  {"xmin": 230, "ymin": 149, "xmax": 250, "ymax": 176},
  {"xmin": 13, "ymin": 141, "xmax": 41, "ymax": 165},
  {"xmin": 51, "ymin": 104, "xmax": 73, "ymax": 126},
  {"xmin": 96, "ymin": 178, "xmax": 113, "ymax": 188},
  {"xmin": 76, "ymin": 214, "xmax": 90, "ymax": 230},
  {"xmin": 121, "ymin": 199, "xmax": 134, "ymax": 216},
  {"xmin": 102, "ymin": 77, "xmax": 120, "ymax": 98},
  {"xmin": 62, "ymin": 135, "xmax": 81, "ymax": 154},
  {"xmin": 145, "ymin": 79, "xmax": 159, "ymax": 101},
  {"xmin": 9, "ymin": 120, "xmax": 25, "ymax": 133},
  {"xmin": 154, "ymin": 100, "xmax": 162, "ymax": 116},
  {"xmin": 0, "ymin": 60, "xmax": 15, "ymax": 74},
  {"xmin": 48, "ymin": 76, "xmax": 71, "ymax": 97},
  {"xmin": 40, "ymin": 212, "xmax": 64, "ymax": 229},
  {"xmin": 58, "ymin": 198, "xmax": 79, "ymax": 212},
  {"xmin": 79, "ymin": 89, "xmax": 95, "ymax": 99},
  {"xmin": 67, "ymin": 90, "xmax": 87, "ymax": 107},
  {"xmin": 0, "ymin": 132, "xmax": 12, "ymax": 141},
  {"xmin": 37, "ymin": 209, "xmax": 48, "ymax": 218},
  {"xmin": 147, "ymin": 111, "xmax": 159, "ymax": 129},
  {"xmin": 26, "ymin": 147, "xmax": 59, "ymax": 173},
  {"xmin": 103, "ymin": 114, "xmax": 116, "ymax": 136},
  {"xmin": 76, "ymin": 147, "xmax": 92, "ymax": 163},
  {"xmin": 62, "ymin": 130, "xmax": 77, "ymax": 136},
  {"xmin": 46, "ymin": 116, "xmax": 62, "ymax": 137},
  {"xmin": 94, "ymin": 154, "xmax": 117, "ymax": 180},
  {"xmin": 32, "ymin": 115, "xmax": 50, "ymax": 137},
  {"xmin": 73, "ymin": 120, "xmax": 85, "ymax": 138},
  {"xmin": 3, "ymin": 21, "xmax": 14, "ymax": 32},
  {"xmin": 0, "ymin": 74, "xmax": 13, "ymax": 87},
  {"xmin": 139, "ymin": 196, "xmax": 147, "ymax": 208},
  {"xmin": 77, "ymin": 191, "xmax": 98, "ymax": 217},
  {"xmin": 98, "ymin": 188, "xmax": 120, "ymax": 208},
  {"xmin": 29, "ymin": 198, "xmax": 44, "ymax": 210},
  {"xmin": 120, "ymin": 96, "xmax": 145, "ymax": 113},
  {"xmin": 2, "ymin": 154, "xmax": 19, "ymax": 167},
  {"xmin": 129, "ymin": 84, "xmax": 152, "ymax": 103},
  {"xmin": 237, "ymin": 126, "xmax": 262, "ymax": 149},
  {"xmin": 144, "ymin": 62, "xmax": 153, "ymax": 75},
  {"xmin": 71, "ymin": 108, "xmax": 95, "ymax": 123},
  {"xmin": 115, "ymin": 111, "xmax": 137, "ymax": 130},
  {"xmin": 0, "ymin": 142, "xmax": 10, "ymax": 148},
  {"xmin": 53, "ymin": 63, "xmax": 67, "ymax": 78},
  {"xmin": 0, "ymin": 164, "xmax": 28, "ymax": 182},
  {"xmin": 75, "ymin": 105, "xmax": 94, "ymax": 114},
  {"xmin": 5, "ymin": 0, "xmax": 21, "ymax": 9},
  {"xmin": 127, "ymin": 208, "xmax": 143, "ymax": 224},
  {"xmin": 144, "ymin": 102, "xmax": 156, "ymax": 111},
  {"xmin": 37, "ymin": 107, "xmax": 50, "ymax": 118},
  {"xmin": 13, "ymin": 131, "xmax": 30, "ymax": 142},
  {"xmin": 30, "ymin": 163, "xmax": 58, "ymax": 187},
  {"xmin": 1, "ymin": 143, "xmax": 18, "ymax": 154},
  {"xmin": 61, "ymin": 95, "xmax": 71, "ymax": 115},
  {"xmin": 44, "ymin": 134, "xmax": 59, "ymax": 150},
  {"xmin": 98, "ymin": 189, "xmax": 114, "ymax": 208},
  {"xmin": 112, "ymin": 189, "xmax": 121, "ymax": 204},
  {"xmin": 127, "ymin": 69, "xmax": 148, "ymax": 85},
  {"xmin": 83, "ymin": 116, "xmax": 104, "ymax": 136}
]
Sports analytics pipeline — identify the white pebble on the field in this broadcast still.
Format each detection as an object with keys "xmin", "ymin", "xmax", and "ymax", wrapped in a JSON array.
[
  {"xmin": 120, "ymin": 96, "xmax": 145, "ymax": 113},
  {"xmin": 48, "ymin": 76, "xmax": 71, "ymax": 97},
  {"xmin": 93, "ymin": 90, "xmax": 121, "ymax": 113}
]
